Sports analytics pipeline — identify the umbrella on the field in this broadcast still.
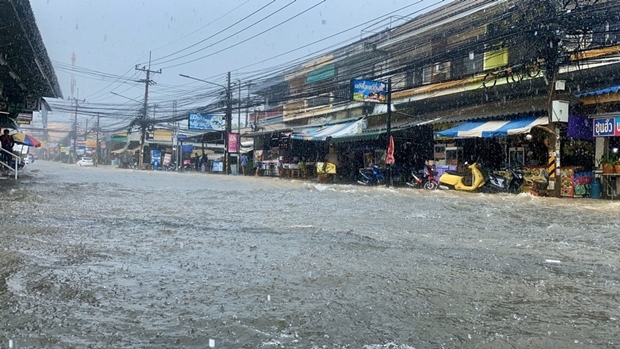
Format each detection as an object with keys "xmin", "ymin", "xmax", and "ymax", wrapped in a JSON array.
[
  {"xmin": 385, "ymin": 135, "xmax": 395, "ymax": 165},
  {"xmin": 12, "ymin": 133, "xmax": 41, "ymax": 148}
]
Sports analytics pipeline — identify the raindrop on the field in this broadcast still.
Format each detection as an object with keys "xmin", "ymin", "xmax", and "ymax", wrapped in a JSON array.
[{"xmin": 75, "ymin": 23, "xmax": 79, "ymax": 30}]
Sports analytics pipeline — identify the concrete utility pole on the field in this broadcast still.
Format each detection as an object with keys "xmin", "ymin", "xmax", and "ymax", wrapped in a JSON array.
[
  {"xmin": 543, "ymin": 1, "xmax": 562, "ymax": 197},
  {"xmin": 135, "ymin": 52, "xmax": 161, "ymax": 169},
  {"xmin": 95, "ymin": 112, "xmax": 100, "ymax": 167},
  {"xmin": 84, "ymin": 118, "xmax": 89, "ymax": 141},
  {"xmin": 68, "ymin": 95, "xmax": 84, "ymax": 163},
  {"xmin": 386, "ymin": 78, "xmax": 392, "ymax": 188},
  {"xmin": 237, "ymin": 79, "xmax": 242, "ymax": 175},
  {"xmin": 225, "ymin": 71, "xmax": 232, "ymax": 175}
]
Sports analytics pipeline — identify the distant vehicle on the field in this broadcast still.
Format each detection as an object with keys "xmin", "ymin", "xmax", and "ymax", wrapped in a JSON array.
[
  {"xmin": 26, "ymin": 154, "xmax": 34, "ymax": 164},
  {"xmin": 76, "ymin": 157, "xmax": 94, "ymax": 167}
]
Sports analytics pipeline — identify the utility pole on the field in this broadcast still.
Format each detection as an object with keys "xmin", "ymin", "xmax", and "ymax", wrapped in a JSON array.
[
  {"xmin": 245, "ymin": 81, "xmax": 252, "ymax": 127},
  {"xmin": 173, "ymin": 100, "xmax": 179, "ymax": 171},
  {"xmin": 68, "ymin": 95, "xmax": 84, "ymax": 163},
  {"xmin": 237, "ymin": 79, "xmax": 242, "ymax": 175},
  {"xmin": 84, "ymin": 118, "xmax": 89, "ymax": 141},
  {"xmin": 135, "ymin": 52, "xmax": 161, "ymax": 169},
  {"xmin": 95, "ymin": 112, "xmax": 100, "ymax": 167},
  {"xmin": 41, "ymin": 98, "xmax": 49, "ymax": 159},
  {"xmin": 225, "ymin": 71, "xmax": 232, "ymax": 175},
  {"xmin": 386, "ymin": 78, "xmax": 392, "ymax": 188},
  {"xmin": 543, "ymin": 0, "xmax": 562, "ymax": 197}
]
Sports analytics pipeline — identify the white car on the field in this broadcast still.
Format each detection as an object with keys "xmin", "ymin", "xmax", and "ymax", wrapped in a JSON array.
[{"xmin": 76, "ymin": 157, "xmax": 94, "ymax": 167}]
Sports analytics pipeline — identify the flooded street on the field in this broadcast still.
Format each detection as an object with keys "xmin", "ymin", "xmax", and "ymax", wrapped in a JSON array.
[{"xmin": 1, "ymin": 161, "xmax": 619, "ymax": 348}]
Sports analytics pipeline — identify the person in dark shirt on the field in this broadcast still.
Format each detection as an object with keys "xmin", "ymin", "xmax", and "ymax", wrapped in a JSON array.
[{"xmin": 0, "ymin": 129, "xmax": 14, "ymax": 164}]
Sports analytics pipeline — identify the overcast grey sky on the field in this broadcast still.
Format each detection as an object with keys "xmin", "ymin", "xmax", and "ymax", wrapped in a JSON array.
[{"xmin": 31, "ymin": 0, "xmax": 443, "ymax": 125}]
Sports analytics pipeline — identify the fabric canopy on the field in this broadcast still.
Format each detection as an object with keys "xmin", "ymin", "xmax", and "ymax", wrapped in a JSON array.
[
  {"xmin": 575, "ymin": 85, "xmax": 620, "ymax": 98},
  {"xmin": 291, "ymin": 119, "xmax": 364, "ymax": 141},
  {"xmin": 110, "ymin": 143, "xmax": 130, "ymax": 154},
  {"xmin": 435, "ymin": 117, "xmax": 548, "ymax": 138}
]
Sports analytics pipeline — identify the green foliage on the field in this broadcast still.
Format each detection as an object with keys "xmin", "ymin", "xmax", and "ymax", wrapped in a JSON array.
[{"xmin": 598, "ymin": 152, "xmax": 616, "ymax": 166}]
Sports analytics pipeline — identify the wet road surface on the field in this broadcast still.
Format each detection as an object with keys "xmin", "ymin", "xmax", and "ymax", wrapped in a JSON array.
[{"xmin": 0, "ymin": 161, "xmax": 619, "ymax": 348}]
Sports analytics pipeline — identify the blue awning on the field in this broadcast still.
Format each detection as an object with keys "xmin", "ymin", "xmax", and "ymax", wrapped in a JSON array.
[
  {"xmin": 291, "ymin": 119, "xmax": 364, "ymax": 141},
  {"xmin": 575, "ymin": 85, "xmax": 620, "ymax": 98},
  {"xmin": 435, "ymin": 117, "xmax": 548, "ymax": 138}
]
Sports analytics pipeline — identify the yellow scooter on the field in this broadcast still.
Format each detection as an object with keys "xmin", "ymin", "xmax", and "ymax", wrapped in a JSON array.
[{"xmin": 438, "ymin": 162, "xmax": 486, "ymax": 191}]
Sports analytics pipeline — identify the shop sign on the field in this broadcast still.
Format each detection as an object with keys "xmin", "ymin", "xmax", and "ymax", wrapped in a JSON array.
[
  {"xmin": 350, "ymin": 79, "xmax": 387, "ymax": 103},
  {"xmin": 16, "ymin": 113, "xmax": 32, "ymax": 125},
  {"xmin": 593, "ymin": 117, "xmax": 619, "ymax": 137},
  {"xmin": 188, "ymin": 113, "xmax": 224, "ymax": 131}
]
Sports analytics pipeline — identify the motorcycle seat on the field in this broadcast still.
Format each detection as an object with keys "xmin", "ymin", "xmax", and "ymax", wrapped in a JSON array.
[{"xmin": 445, "ymin": 170, "xmax": 463, "ymax": 176}]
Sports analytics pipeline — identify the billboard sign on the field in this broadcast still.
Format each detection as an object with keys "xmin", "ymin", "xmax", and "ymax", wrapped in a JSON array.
[
  {"xmin": 593, "ymin": 117, "xmax": 619, "ymax": 137},
  {"xmin": 188, "ymin": 113, "xmax": 225, "ymax": 131},
  {"xmin": 351, "ymin": 79, "xmax": 387, "ymax": 103},
  {"xmin": 228, "ymin": 133, "xmax": 239, "ymax": 153}
]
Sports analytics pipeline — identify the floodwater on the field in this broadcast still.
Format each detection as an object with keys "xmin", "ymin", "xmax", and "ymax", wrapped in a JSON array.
[{"xmin": 1, "ymin": 161, "xmax": 619, "ymax": 349}]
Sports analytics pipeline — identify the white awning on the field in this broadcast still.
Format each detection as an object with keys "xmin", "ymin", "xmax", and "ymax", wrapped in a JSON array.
[
  {"xmin": 435, "ymin": 117, "xmax": 548, "ymax": 138},
  {"xmin": 291, "ymin": 119, "xmax": 364, "ymax": 141}
]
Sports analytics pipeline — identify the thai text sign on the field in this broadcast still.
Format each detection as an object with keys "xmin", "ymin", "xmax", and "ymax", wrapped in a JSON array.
[
  {"xmin": 351, "ymin": 79, "xmax": 387, "ymax": 103},
  {"xmin": 188, "ymin": 113, "xmax": 225, "ymax": 131},
  {"xmin": 593, "ymin": 117, "xmax": 620, "ymax": 137}
]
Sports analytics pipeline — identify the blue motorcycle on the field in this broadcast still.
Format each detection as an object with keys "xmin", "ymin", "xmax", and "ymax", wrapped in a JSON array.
[{"xmin": 357, "ymin": 164, "xmax": 385, "ymax": 186}]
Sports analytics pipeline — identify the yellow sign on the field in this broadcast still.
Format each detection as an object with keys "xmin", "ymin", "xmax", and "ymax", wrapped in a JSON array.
[
  {"xmin": 86, "ymin": 139, "xmax": 96, "ymax": 147},
  {"xmin": 153, "ymin": 129, "xmax": 172, "ymax": 142}
]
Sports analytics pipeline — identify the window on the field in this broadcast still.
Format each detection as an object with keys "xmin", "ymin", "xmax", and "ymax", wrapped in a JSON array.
[{"xmin": 306, "ymin": 95, "xmax": 331, "ymax": 108}]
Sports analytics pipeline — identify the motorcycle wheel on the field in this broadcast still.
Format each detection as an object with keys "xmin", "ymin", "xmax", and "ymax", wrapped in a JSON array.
[
  {"xmin": 424, "ymin": 181, "xmax": 438, "ymax": 190},
  {"xmin": 508, "ymin": 182, "xmax": 521, "ymax": 194}
]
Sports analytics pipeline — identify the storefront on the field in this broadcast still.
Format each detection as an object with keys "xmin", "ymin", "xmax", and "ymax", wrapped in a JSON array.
[
  {"xmin": 434, "ymin": 114, "xmax": 594, "ymax": 196},
  {"xmin": 592, "ymin": 115, "xmax": 620, "ymax": 199}
]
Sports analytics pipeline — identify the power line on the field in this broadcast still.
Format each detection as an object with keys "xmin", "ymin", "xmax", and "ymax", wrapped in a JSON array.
[
  {"xmin": 150, "ymin": 0, "xmax": 277, "ymax": 65},
  {"xmin": 161, "ymin": 0, "xmax": 327, "ymax": 69}
]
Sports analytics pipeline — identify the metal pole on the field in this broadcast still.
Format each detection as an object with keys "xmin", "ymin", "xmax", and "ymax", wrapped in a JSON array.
[
  {"xmin": 386, "ymin": 78, "xmax": 392, "ymax": 188},
  {"xmin": 226, "ymin": 72, "xmax": 232, "ymax": 175},
  {"xmin": 95, "ymin": 112, "xmax": 100, "ymax": 167},
  {"xmin": 237, "ymin": 79, "xmax": 241, "ymax": 175},
  {"xmin": 73, "ymin": 99, "xmax": 78, "ymax": 161}
]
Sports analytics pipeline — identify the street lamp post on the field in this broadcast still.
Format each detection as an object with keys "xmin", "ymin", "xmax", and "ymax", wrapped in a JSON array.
[{"xmin": 179, "ymin": 73, "xmax": 233, "ymax": 174}]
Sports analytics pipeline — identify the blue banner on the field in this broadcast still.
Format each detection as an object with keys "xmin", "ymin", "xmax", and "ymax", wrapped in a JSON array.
[
  {"xmin": 188, "ymin": 113, "xmax": 225, "ymax": 131},
  {"xmin": 181, "ymin": 144, "xmax": 194, "ymax": 153},
  {"xmin": 351, "ymin": 79, "xmax": 387, "ymax": 103}
]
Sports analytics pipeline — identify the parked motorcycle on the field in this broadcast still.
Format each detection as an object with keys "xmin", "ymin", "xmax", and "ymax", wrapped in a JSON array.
[
  {"xmin": 357, "ymin": 164, "xmax": 385, "ymax": 186},
  {"xmin": 485, "ymin": 168, "xmax": 525, "ymax": 193},
  {"xmin": 406, "ymin": 161, "xmax": 438, "ymax": 190},
  {"xmin": 438, "ymin": 162, "xmax": 486, "ymax": 191}
]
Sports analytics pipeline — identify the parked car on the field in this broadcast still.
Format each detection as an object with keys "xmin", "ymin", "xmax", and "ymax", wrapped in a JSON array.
[{"xmin": 76, "ymin": 157, "xmax": 94, "ymax": 167}]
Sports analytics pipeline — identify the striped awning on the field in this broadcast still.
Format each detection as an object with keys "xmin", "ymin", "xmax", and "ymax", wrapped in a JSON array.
[
  {"xmin": 435, "ymin": 117, "xmax": 548, "ymax": 138},
  {"xmin": 575, "ymin": 85, "xmax": 620, "ymax": 98},
  {"xmin": 291, "ymin": 119, "xmax": 364, "ymax": 141}
]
